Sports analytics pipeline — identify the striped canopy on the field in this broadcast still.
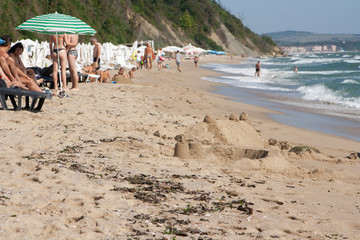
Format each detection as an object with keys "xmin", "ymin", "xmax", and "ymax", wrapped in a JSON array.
[{"xmin": 16, "ymin": 12, "xmax": 96, "ymax": 35}]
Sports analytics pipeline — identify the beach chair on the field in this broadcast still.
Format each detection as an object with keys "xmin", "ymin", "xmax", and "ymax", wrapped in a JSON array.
[
  {"xmin": 30, "ymin": 65, "xmax": 72, "ymax": 89},
  {"xmin": 0, "ymin": 78, "xmax": 52, "ymax": 112},
  {"xmin": 29, "ymin": 64, "xmax": 54, "ymax": 87}
]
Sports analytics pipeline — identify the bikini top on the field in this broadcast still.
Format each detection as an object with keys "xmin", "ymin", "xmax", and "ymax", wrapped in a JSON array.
[{"xmin": 52, "ymin": 35, "xmax": 64, "ymax": 45}]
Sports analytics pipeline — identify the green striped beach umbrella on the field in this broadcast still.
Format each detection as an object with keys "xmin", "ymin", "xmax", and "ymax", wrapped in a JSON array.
[
  {"xmin": 16, "ymin": 12, "xmax": 96, "ymax": 94},
  {"xmin": 16, "ymin": 12, "xmax": 96, "ymax": 35}
]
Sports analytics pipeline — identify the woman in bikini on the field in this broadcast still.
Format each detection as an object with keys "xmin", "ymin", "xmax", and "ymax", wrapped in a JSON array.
[
  {"xmin": 49, "ymin": 34, "xmax": 68, "ymax": 92},
  {"xmin": 8, "ymin": 42, "xmax": 43, "ymax": 85}
]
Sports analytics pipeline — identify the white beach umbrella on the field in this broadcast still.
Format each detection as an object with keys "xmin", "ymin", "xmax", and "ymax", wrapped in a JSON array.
[{"xmin": 163, "ymin": 46, "xmax": 182, "ymax": 52}]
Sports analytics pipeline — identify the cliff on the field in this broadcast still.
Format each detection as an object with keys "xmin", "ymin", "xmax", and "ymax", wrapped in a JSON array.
[{"xmin": 1, "ymin": 0, "xmax": 281, "ymax": 56}]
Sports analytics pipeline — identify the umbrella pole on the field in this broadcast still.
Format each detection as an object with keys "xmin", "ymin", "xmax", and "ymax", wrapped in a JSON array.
[{"xmin": 56, "ymin": 32, "xmax": 63, "ymax": 92}]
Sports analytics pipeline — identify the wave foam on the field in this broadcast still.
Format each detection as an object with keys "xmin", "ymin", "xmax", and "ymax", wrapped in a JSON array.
[
  {"xmin": 297, "ymin": 84, "xmax": 360, "ymax": 109},
  {"xmin": 341, "ymin": 79, "xmax": 360, "ymax": 84}
]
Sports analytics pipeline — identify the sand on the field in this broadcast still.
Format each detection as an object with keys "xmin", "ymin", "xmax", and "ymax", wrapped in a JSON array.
[{"xmin": 0, "ymin": 56, "xmax": 359, "ymax": 240}]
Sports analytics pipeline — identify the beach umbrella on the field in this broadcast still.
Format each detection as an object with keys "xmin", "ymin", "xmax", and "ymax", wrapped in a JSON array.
[
  {"xmin": 16, "ymin": 12, "xmax": 96, "ymax": 35},
  {"xmin": 16, "ymin": 12, "xmax": 96, "ymax": 94},
  {"xmin": 163, "ymin": 46, "xmax": 182, "ymax": 53}
]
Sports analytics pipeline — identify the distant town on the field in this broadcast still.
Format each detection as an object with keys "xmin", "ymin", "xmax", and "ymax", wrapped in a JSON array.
[{"xmin": 281, "ymin": 45, "xmax": 339, "ymax": 54}]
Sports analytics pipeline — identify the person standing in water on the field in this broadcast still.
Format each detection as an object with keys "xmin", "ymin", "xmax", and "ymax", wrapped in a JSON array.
[{"xmin": 255, "ymin": 61, "xmax": 261, "ymax": 77}]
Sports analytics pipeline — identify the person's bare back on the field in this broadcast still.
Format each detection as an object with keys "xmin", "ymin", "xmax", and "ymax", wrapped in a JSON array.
[{"xmin": 65, "ymin": 34, "xmax": 79, "ymax": 90}]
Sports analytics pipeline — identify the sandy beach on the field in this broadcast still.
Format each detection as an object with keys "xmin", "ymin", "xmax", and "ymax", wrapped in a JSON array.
[{"xmin": 0, "ymin": 55, "xmax": 359, "ymax": 239}]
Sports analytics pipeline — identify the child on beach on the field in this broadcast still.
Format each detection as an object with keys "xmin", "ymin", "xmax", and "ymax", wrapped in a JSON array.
[
  {"xmin": 141, "ymin": 56, "xmax": 147, "ymax": 70},
  {"xmin": 156, "ymin": 48, "xmax": 165, "ymax": 71},
  {"xmin": 135, "ymin": 50, "xmax": 142, "ymax": 70},
  {"xmin": 128, "ymin": 67, "xmax": 136, "ymax": 79},
  {"xmin": 175, "ymin": 50, "xmax": 182, "ymax": 72},
  {"xmin": 194, "ymin": 56, "xmax": 199, "ymax": 67}
]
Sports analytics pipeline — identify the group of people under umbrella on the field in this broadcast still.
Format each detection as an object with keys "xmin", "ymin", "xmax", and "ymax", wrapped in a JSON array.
[{"xmin": 9, "ymin": 12, "xmax": 97, "ymax": 97}]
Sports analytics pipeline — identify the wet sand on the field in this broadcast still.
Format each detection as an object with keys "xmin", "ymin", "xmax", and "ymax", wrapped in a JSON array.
[{"xmin": 213, "ymin": 84, "xmax": 360, "ymax": 142}]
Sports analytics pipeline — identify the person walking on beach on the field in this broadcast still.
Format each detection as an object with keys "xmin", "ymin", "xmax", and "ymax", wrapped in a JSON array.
[
  {"xmin": 175, "ymin": 50, "xmax": 182, "ymax": 72},
  {"xmin": 135, "ymin": 50, "xmax": 142, "ymax": 70},
  {"xmin": 65, "ymin": 34, "xmax": 79, "ymax": 90},
  {"xmin": 91, "ymin": 37, "xmax": 101, "ymax": 70},
  {"xmin": 194, "ymin": 56, "xmax": 199, "ymax": 67},
  {"xmin": 156, "ymin": 48, "xmax": 164, "ymax": 71},
  {"xmin": 255, "ymin": 61, "xmax": 261, "ymax": 77},
  {"xmin": 144, "ymin": 43, "xmax": 154, "ymax": 71}
]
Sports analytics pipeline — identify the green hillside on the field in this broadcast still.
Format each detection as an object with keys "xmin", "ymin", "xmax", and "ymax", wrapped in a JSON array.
[{"xmin": 0, "ymin": 0, "xmax": 278, "ymax": 54}]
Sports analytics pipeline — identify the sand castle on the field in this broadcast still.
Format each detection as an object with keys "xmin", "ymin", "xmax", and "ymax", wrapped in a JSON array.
[{"xmin": 174, "ymin": 114, "xmax": 271, "ymax": 161}]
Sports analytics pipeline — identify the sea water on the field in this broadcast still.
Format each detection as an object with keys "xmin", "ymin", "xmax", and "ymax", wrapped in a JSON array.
[{"xmin": 202, "ymin": 52, "xmax": 360, "ymax": 141}]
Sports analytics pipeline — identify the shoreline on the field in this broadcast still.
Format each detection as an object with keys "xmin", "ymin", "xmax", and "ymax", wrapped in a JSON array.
[
  {"xmin": 198, "ymin": 56, "xmax": 360, "ymax": 143},
  {"xmin": 212, "ymin": 84, "xmax": 360, "ymax": 142},
  {"xmin": 1, "ymin": 55, "xmax": 359, "ymax": 239}
]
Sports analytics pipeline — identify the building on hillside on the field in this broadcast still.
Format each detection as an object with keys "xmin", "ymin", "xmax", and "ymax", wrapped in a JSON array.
[
  {"xmin": 330, "ymin": 45, "xmax": 337, "ymax": 51},
  {"xmin": 312, "ymin": 45, "xmax": 322, "ymax": 52},
  {"xmin": 281, "ymin": 44, "xmax": 338, "ymax": 54}
]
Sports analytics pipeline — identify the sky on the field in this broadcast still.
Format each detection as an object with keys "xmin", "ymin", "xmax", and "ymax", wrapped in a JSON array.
[{"xmin": 219, "ymin": 0, "xmax": 360, "ymax": 34}]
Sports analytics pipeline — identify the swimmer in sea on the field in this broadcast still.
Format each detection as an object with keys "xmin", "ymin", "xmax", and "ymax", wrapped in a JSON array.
[{"xmin": 255, "ymin": 61, "xmax": 261, "ymax": 77}]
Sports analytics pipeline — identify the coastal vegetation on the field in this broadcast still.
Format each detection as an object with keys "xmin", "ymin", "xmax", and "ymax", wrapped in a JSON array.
[{"xmin": 1, "ymin": 0, "xmax": 279, "ymax": 55}]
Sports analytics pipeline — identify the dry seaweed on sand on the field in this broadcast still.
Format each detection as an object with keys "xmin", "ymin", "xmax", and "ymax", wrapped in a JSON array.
[{"xmin": 289, "ymin": 145, "xmax": 320, "ymax": 155}]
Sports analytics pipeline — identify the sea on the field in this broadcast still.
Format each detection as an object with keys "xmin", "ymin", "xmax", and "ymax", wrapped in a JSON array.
[{"xmin": 202, "ymin": 52, "xmax": 360, "ymax": 142}]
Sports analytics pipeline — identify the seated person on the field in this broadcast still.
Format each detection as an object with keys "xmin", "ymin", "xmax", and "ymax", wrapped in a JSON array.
[
  {"xmin": 81, "ymin": 65, "xmax": 111, "ymax": 83},
  {"xmin": 0, "ymin": 35, "xmax": 42, "ymax": 92},
  {"xmin": 44, "ymin": 54, "xmax": 52, "ymax": 67},
  {"xmin": 8, "ymin": 42, "xmax": 43, "ymax": 85},
  {"xmin": 113, "ymin": 67, "xmax": 129, "ymax": 78},
  {"xmin": 0, "ymin": 65, "xmax": 13, "ymax": 88},
  {"xmin": 128, "ymin": 67, "xmax": 136, "ymax": 79}
]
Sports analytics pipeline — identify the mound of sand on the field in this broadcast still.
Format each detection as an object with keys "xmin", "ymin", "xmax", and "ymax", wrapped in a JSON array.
[{"xmin": 184, "ymin": 116, "xmax": 264, "ymax": 149}]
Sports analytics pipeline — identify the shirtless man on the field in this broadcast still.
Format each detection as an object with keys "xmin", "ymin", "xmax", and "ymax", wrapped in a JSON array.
[
  {"xmin": 0, "ymin": 35, "xmax": 41, "ymax": 92},
  {"xmin": 144, "ymin": 43, "xmax": 154, "ymax": 71},
  {"xmin": 91, "ymin": 37, "xmax": 101, "ymax": 70},
  {"xmin": 50, "ymin": 34, "xmax": 68, "ymax": 91},
  {"xmin": 64, "ymin": 34, "xmax": 79, "ymax": 90},
  {"xmin": 255, "ymin": 61, "xmax": 261, "ymax": 77}
]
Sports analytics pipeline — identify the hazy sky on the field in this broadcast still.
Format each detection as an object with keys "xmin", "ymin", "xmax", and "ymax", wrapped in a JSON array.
[{"xmin": 219, "ymin": 0, "xmax": 360, "ymax": 34}]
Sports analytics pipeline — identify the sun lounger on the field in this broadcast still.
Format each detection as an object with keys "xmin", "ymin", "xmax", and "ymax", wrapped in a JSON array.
[
  {"xmin": 0, "ymin": 78, "xmax": 52, "ymax": 112},
  {"xmin": 29, "ymin": 65, "xmax": 54, "ymax": 87},
  {"xmin": 30, "ymin": 65, "xmax": 72, "ymax": 89}
]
